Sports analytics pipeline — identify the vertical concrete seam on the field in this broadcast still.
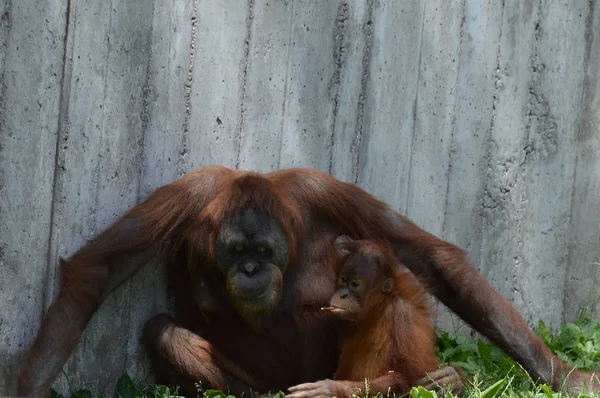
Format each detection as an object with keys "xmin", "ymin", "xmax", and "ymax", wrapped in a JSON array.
[
  {"xmin": 513, "ymin": 0, "xmax": 546, "ymax": 306},
  {"xmin": 177, "ymin": 0, "xmax": 199, "ymax": 177},
  {"xmin": 235, "ymin": 0, "xmax": 255, "ymax": 170},
  {"xmin": 0, "ymin": 0, "xmax": 11, "ymax": 197},
  {"xmin": 135, "ymin": 1, "xmax": 156, "ymax": 204},
  {"xmin": 44, "ymin": 0, "xmax": 76, "ymax": 309},
  {"xmin": 326, "ymin": 0, "xmax": 349, "ymax": 174},
  {"xmin": 351, "ymin": 0, "xmax": 374, "ymax": 185},
  {"xmin": 479, "ymin": 0, "xmax": 506, "ymax": 264},
  {"xmin": 488, "ymin": 0, "xmax": 505, "ymax": 160},
  {"xmin": 404, "ymin": 3, "xmax": 427, "ymax": 214},
  {"xmin": 162, "ymin": 0, "xmax": 174, "ymax": 185},
  {"xmin": 522, "ymin": 4, "xmax": 542, "ymax": 161},
  {"xmin": 564, "ymin": 152, "xmax": 579, "ymax": 322},
  {"xmin": 277, "ymin": 0, "xmax": 295, "ymax": 169},
  {"xmin": 0, "ymin": 0, "xmax": 11, "ymax": 111},
  {"xmin": 563, "ymin": 0, "xmax": 596, "ymax": 322},
  {"xmin": 0, "ymin": 1, "xmax": 8, "ymax": 269},
  {"xmin": 91, "ymin": 0, "xmax": 115, "ymax": 238},
  {"xmin": 441, "ymin": 1, "xmax": 466, "ymax": 238},
  {"xmin": 126, "ymin": 0, "xmax": 157, "ymax": 372},
  {"xmin": 524, "ymin": 0, "xmax": 557, "ymax": 166}
]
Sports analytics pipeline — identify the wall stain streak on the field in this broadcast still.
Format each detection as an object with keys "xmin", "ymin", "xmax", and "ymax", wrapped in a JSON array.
[
  {"xmin": 326, "ymin": 0, "xmax": 349, "ymax": 174},
  {"xmin": 178, "ymin": 0, "xmax": 199, "ymax": 177},
  {"xmin": 136, "ymin": 3, "xmax": 156, "ymax": 204},
  {"xmin": 563, "ymin": 0, "xmax": 597, "ymax": 321},
  {"xmin": 579, "ymin": 0, "xmax": 598, "ymax": 142},
  {"xmin": 45, "ymin": 0, "xmax": 76, "ymax": 307},
  {"xmin": 441, "ymin": 0, "xmax": 466, "ymax": 237},
  {"xmin": 480, "ymin": 0, "xmax": 507, "ymax": 223},
  {"xmin": 0, "ymin": 0, "xmax": 12, "ymax": 193},
  {"xmin": 276, "ymin": 0, "xmax": 295, "ymax": 169},
  {"xmin": 524, "ymin": 1, "xmax": 557, "ymax": 164},
  {"xmin": 90, "ymin": 0, "xmax": 116, "ymax": 248},
  {"xmin": 404, "ymin": 2, "xmax": 427, "ymax": 213},
  {"xmin": 351, "ymin": 0, "xmax": 374, "ymax": 185},
  {"xmin": 235, "ymin": 0, "xmax": 255, "ymax": 170}
]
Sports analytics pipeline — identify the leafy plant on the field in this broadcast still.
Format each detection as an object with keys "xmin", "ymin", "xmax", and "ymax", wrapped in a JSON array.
[
  {"xmin": 535, "ymin": 318, "xmax": 600, "ymax": 371},
  {"xmin": 410, "ymin": 385, "xmax": 439, "ymax": 398},
  {"xmin": 434, "ymin": 327, "xmax": 535, "ymax": 391}
]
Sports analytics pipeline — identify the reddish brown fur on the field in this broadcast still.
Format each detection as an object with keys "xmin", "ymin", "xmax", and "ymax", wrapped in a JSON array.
[
  {"xmin": 200, "ymin": 171, "xmax": 304, "ymax": 264},
  {"xmin": 17, "ymin": 166, "xmax": 599, "ymax": 397},
  {"xmin": 334, "ymin": 240, "xmax": 440, "ymax": 394}
]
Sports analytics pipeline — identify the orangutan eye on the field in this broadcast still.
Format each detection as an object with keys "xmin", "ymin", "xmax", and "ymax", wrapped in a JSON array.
[
  {"xmin": 340, "ymin": 276, "xmax": 347, "ymax": 284},
  {"xmin": 350, "ymin": 280, "xmax": 360, "ymax": 289}
]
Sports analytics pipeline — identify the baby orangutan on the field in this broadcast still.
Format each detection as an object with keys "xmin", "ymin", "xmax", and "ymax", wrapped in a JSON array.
[{"xmin": 287, "ymin": 237, "xmax": 463, "ymax": 398}]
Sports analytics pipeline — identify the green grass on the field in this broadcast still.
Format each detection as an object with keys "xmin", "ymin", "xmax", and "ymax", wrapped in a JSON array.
[{"xmin": 52, "ymin": 317, "xmax": 600, "ymax": 398}]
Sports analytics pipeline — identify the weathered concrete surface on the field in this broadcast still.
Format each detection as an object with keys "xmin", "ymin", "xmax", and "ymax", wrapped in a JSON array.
[
  {"xmin": 565, "ymin": 0, "xmax": 600, "ymax": 323},
  {"xmin": 0, "ymin": 0, "xmax": 67, "ymax": 393},
  {"xmin": 352, "ymin": 1, "xmax": 423, "ymax": 206},
  {"xmin": 1, "ymin": 0, "xmax": 600, "ymax": 395},
  {"xmin": 44, "ymin": 0, "xmax": 158, "ymax": 392}
]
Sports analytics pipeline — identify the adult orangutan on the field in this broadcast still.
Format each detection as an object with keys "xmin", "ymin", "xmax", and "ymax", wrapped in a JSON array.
[{"xmin": 16, "ymin": 166, "xmax": 599, "ymax": 397}]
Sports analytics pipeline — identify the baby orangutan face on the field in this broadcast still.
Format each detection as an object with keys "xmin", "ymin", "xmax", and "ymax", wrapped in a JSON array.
[
  {"xmin": 321, "ymin": 253, "xmax": 394, "ymax": 321},
  {"xmin": 322, "ymin": 271, "xmax": 366, "ymax": 320}
]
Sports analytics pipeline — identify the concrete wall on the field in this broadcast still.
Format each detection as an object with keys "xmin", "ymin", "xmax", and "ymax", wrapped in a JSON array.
[{"xmin": 1, "ymin": 0, "xmax": 599, "ymax": 395}]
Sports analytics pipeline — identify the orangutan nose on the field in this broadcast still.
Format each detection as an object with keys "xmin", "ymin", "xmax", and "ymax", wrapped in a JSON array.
[{"xmin": 244, "ymin": 261, "xmax": 258, "ymax": 276}]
